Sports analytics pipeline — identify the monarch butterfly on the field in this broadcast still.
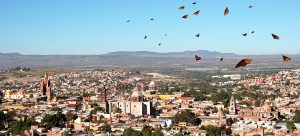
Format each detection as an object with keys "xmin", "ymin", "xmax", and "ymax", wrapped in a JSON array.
[
  {"xmin": 224, "ymin": 7, "xmax": 229, "ymax": 16},
  {"xmin": 179, "ymin": 6, "xmax": 185, "ymax": 10},
  {"xmin": 235, "ymin": 59, "xmax": 252, "ymax": 68},
  {"xmin": 282, "ymin": 55, "xmax": 291, "ymax": 62},
  {"xmin": 195, "ymin": 55, "xmax": 201, "ymax": 61},
  {"xmin": 182, "ymin": 14, "xmax": 189, "ymax": 19},
  {"xmin": 193, "ymin": 10, "xmax": 200, "ymax": 15},
  {"xmin": 272, "ymin": 34, "xmax": 280, "ymax": 40}
]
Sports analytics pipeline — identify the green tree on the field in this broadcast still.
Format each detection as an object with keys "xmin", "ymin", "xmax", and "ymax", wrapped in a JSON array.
[
  {"xmin": 65, "ymin": 111, "xmax": 77, "ymax": 122},
  {"xmin": 89, "ymin": 106, "xmax": 105, "ymax": 122},
  {"xmin": 151, "ymin": 128, "xmax": 163, "ymax": 136},
  {"xmin": 212, "ymin": 107, "xmax": 218, "ymax": 113},
  {"xmin": 293, "ymin": 110, "xmax": 300, "ymax": 123},
  {"xmin": 286, "ymin": 121, "xmax": 296, "ymax": 131},
  {"xmin": 173, "ymin": 110, "xmax": 201, "ymax": 125},
  {"xmin": 0, "ymin": 111, "xmax": 6, "ymax": 130},
  {"xmin": 204, "ymin": 125, "xmax": 221, "ymax": 136},
  {"xmin": 123, "ymin": 127, "xmax": 142, "ymax": 136},
  {"xmin": 114, "ymin": 108, "xmax": 122, "ymax": 114},
  {"xmin": 50, "ymin": 107, "xmax": 62, "ymax": 112},
  {"xmin": 8, "ymin": 117, "xmax": 34, "ymax": 135},
  {"xmin": 254, "ymin": 101, "xmax": 261, "ymax": 107},
  {"xmin": 99, "ymin": 123, "xmax": 111, "ymax": 133},
  {"xmin": 174, "ymin": 132, "xmax": 184, "ymax": 136},
  {"xmin": 142, "ymin": 126, "xmax": 151, "ymax": 136},
  {"xmin": 211, "ymin": 91, "xmax": 231, "ymax": 107},
  {"xmin": 41, "ymin": 112, "xmax": 66, "ymax": 128}
]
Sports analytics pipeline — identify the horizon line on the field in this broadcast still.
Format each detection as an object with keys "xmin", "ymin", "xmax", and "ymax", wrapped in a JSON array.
[{"xmin": 1, "ymin": 50, "xmax": 300, "ymax": 56}]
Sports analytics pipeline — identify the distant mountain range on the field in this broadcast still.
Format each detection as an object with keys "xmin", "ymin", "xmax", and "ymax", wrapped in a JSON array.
[{"xmin": 0, "ymin": 50, "xmax": 299, "ymax": 70}]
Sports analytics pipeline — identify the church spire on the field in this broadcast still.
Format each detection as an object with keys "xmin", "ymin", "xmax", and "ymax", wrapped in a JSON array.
[{"xmin": 229, "ymin": 96, "xmax": 236, "ymax": 115}]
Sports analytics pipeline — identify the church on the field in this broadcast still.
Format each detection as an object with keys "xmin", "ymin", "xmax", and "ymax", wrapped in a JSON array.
[
  {"xmin": 98, "ymin": 84, "xmax": 153, "ymax": 116},
  {"xmin": 35, "ymin": 73, "xmax": 53, "ymax": 103}
]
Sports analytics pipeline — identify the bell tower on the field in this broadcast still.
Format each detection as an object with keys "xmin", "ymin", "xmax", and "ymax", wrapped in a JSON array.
[
  {"xmin": 98, "ymin": 84, "xmax": 108, "ymax": 113},
  {"xmin": 229, "ymin": 96, "xmax": 236, "ymax": 115}
]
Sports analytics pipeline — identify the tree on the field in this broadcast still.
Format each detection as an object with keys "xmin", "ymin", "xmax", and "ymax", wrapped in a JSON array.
[
  {"xmin": 89, "ymin": 106, "xmax": 105, "ymax": 122},
  {"xmin": 151, "ymin": 128, "xmax": 163, "ymax": 136},
  {"xmin": 99, "ymin": 123, "xmax": 111, "ymax": 133},
  {"xmin": 254, "ymin": 101, "xmax": 261, "ymax": 107},
  {"xmin": 0, "ymin": 111, "xmax": 6, "ymax": 130},
  {"xmin": 212, "ymin": 107, "xmax": 218, "ymax": 113},
  {"xmin": 173, "ymin": 110, "xmax": 201, "ymax": 125},
  {"xmin": 286, "ymin": 120, "xmax": 296, "ymax": 132},
  {"xmin": 142, "ymin": 126, "xmax": 151, "ymax": 136},
  {"xmin": 211, "ymin": 91, "xmax": 231, "ymax": 107},
  {"xmin": 114, "ymin": 108, "xmax": 122, "ymax": 114},
  {"xmin": 204, "ymin": 125, "xmax": 221, "ymax": 136},
  {"xmin": 239, "ymin": 101, "xmax": 252, "ymax": 107},
  {"xmin": 293, "ymin": 110, "xmax": 300, "ymax": 123},
  {"xmin": 8, "ymin": 117, "xmax": 34, "ymax": 135},
  {"xmin": 41, "ymin": 112, "xmax": 66, "ymax": 128},
  {"xmin": 50, "ymin": 107, "xmax": 62, "ymax": 112},
  {"xmin": 123, "ymin": 128, "xmax": 142, "ymax": 136},
  {"xmin": 174, "ymin": 132, "xmax": 184, "ymax": 136},
  {"xmin": 65, "ymin": 111, "xmax": 77, "ymax": 122}
]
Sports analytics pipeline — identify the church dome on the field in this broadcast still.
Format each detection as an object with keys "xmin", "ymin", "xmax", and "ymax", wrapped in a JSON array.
[
  {"xmin": 149, "ymin": 81, "xmax": 155, "ymax": 87},
  {"xmin": 131, "ymin": 87, "xmax": 143, "ymax": 98},
  {"xmin": 131, "ymin": 87, "xmax": 144, "ymax": 102}
]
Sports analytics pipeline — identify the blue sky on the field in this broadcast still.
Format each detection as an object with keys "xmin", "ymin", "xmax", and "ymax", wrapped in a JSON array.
[{"xmin": 0, "ymin": 0, "xmax": 299, "ymax": 55}]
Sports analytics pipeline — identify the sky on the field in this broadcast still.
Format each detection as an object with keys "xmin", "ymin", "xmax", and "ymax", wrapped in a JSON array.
[{"xmin": 0, "ymin": 0, "xmax": 299, "ymax": 55}]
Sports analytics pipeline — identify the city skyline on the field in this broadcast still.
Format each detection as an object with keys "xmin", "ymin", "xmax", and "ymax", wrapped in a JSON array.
[{"xmin": 0, "ymin": 0, "xmax": 300, "ymax": 55}]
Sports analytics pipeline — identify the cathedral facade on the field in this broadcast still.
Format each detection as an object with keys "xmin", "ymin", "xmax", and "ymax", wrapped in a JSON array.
[
  {"xmin": 36, "ymin": 73, "xmax": 52, "ymax": 103},
  {"xmin": 98, "ymin": 85, "xmax": 152, "ymax": 116}
]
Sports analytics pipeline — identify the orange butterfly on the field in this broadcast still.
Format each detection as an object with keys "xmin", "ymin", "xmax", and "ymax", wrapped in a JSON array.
[{"xmin": 235, "ymin": 59, "xmax": 252, "ymax": 68}]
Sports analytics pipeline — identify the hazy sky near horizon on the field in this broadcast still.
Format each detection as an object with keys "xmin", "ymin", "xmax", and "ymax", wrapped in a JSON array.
[{"xmin": 0, "ymin": 0, "xmax": 299, "ymax": 55}]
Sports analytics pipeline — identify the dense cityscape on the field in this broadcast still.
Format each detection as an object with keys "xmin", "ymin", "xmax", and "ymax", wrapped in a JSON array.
[{"xmin": 0, "ymin": 67, "xmax": 300, "ymax": 136}]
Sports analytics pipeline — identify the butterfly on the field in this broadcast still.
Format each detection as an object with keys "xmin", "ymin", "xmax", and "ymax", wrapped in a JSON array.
[
  {"xmin": 282, "ymin": 55, "xmax": 291, "ymax": 62},
  {"xmin": 193, "ymin": 10, "xmax": 200, "ymax": 15},
  {"xmin": 182, "ymin": 14, "xmax": 189, "ymax": 19},
  {"xmin": 224, "ymin": 7, "xmax": 229, "ymax": 16},
  {"xmin": 235, "ymin": 59, "xmax": 252, "ymax": 68},
  {"xmin": 195, "ymin": 55, "xmax": 202, "ymax": 61},
  {"xmin": 179, "ymin": 6, "xmax": 185, "ymax": 10},
  {"xmin": 272, "ymin": 34, "xmax": 280, "ymax": 40}
]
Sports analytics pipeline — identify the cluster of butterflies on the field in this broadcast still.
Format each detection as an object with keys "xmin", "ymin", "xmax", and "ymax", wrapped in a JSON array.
[
  {"xmin": 192, "ymin": 3, "xmax": 292, "ymax": 69},
  {"xmin": 195, "ymin": 55, "xmax": 291, "ymax": 69},
  {"xmin": 126, "ymin": 2, "xmax": 293, "ymax": 69}
]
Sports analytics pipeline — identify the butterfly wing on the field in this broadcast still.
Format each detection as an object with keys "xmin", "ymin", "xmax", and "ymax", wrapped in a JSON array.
[
  {"xmin": 182, "ymin": 14, "xmax": 189, "ymax": 19},
  {"xmin": 195, "ymin": 55, "xmax": 201, "ymax": 61},
  {"xmin": 236, "ymin": 59, "xmax": 252, "ymax": 68},
  {"xmin": 179, "ymin": 6, "xmax": 185, "ymax": 10},
  {"xmin": 224, "ymin": 7, "xmax": 229, "ymax": 16},
  {"xmin": 272, "ymin": 34, "xmax": 280, "ymax": 40},
  {"xmin": 283, "ymin": 55, "xmax": 291, "ymax": 62},
  {"xmin": 193, "ymin": 10, "xmax": 200, "ymax": 15}
]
